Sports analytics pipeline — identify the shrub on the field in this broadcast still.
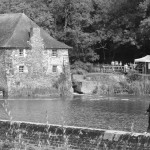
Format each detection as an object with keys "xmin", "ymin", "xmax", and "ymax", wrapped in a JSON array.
[
  {"xmin": 119, "ymin": 81, "xmax": 134, "ymax": 94},
  {"xmin": 71, "ymin": 61, "xmax": 94, "ymax": 74},
  {"xmin": 126, "ymin": 70, "xmax": 142, "ymax": 82},
  {"xmin": 53, "ymin": 73, "xmax": 73, "ymax": 96},
  {"xmin": 118, "ymin": 77, "xmax": 150, "ymax": 95},
  {"xmin": 71, "ymin": 68, "xmax": 87, "ymax": 75},
  {"xmin": 129, "ymin": 79, "xmax": 150, "ymax": 95}
]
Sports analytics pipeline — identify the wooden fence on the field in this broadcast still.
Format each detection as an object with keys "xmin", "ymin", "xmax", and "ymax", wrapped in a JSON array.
[
  {"xmin": 91, "ymin": 65, "xmax": 148, "ymax": 74},
  {"xmin": 101, "ymin": 65, "xmax": 125, "ymax": 73},
  {"xmin": 91, "ymin": 65, "xmax": 125, "ymax": 73}
]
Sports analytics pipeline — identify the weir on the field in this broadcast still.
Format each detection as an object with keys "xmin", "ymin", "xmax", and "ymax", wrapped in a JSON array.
[{"xmin": 0, "ymin": 120, "xmax": 150, "ymax": 149}]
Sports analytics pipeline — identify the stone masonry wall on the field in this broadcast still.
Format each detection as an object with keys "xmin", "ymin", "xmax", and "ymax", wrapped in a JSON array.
[
  {"xmin": 4, "ymin": 27, "xmax": 72, "ymax": 97},
  {"xmin": 0, "ymin": 120, "xmax": 150, "ymax": 150}
]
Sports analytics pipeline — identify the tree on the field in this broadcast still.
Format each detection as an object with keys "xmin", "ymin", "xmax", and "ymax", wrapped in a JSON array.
[{"xmin": 0, "ymin": 0, "xmax": 149, "ymax": 64}]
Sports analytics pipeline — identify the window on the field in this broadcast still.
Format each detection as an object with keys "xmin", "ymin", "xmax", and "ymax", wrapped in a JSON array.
[
  {"xmin": 19, "ymin": 66, "xmax": 24, "ymax": 73},
  {"xmin": 52, "ymin": 50, "xmax": 57, "ymax": 56},
  {"xmin": 52, "ymin": 65, "xmax": 57, "ymax": 72},
  {"xmin": 19, "ymin": 49, "xmax": 24, "ymax": 56}
]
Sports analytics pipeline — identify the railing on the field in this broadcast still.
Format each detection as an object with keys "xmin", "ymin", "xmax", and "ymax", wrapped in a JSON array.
[
  {"xmin": 102, "ymin": 65, "xmax": 124, "ymax": 73},
  {"xmin": 90, "ymin": 65, "xmax": 125, "ymax": 73},
  {"xmin": 90, "ymin": 64, "xmax": 144, "ymax": 74}
]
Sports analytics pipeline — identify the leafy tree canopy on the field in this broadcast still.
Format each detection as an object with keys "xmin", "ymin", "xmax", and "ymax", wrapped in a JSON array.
[{"xmin": 0, "ymin": 0, "xmax": 150, "ymax": 64}]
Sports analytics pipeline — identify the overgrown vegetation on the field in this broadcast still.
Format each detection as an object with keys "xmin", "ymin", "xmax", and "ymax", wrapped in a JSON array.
[
  {"xmin": 53, "ymin": 63, "xmax": 73, "ymax": 97},
  {"xmin": 53, "ymin": 73, "xmax": 72, "ymax": 96},
  {"xmin": 84, "ymin": 71, "xmax": 150, "ymax": 96},
  {"xmin": 9, "ymin": 77, "xmax": 60, "ymax": 98},
  {"xmin": 125, "ymin": 71, "xmax": 150, "ymax": 95}
]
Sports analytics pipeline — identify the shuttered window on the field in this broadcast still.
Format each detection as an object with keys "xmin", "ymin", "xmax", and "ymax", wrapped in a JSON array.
[
  {"xmin": 52, "ymin": 65, "xmax": 57, "ymax": 72},
  {"xmin": 52, "ymin": 50, "xmax": 57, "ymax": 56},
  {"xmin": 19, "ymin": 49, "xmax": 24, "ymax": 56},
  {"xmin": 19, "ymin": 66, "xmax": 24, "ymax": 73}
]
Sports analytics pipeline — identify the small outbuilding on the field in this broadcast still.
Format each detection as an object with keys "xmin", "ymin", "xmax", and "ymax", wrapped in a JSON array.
[{"xmin": 134, "ymin": 55, "xmax": 150, "ymax": 74}]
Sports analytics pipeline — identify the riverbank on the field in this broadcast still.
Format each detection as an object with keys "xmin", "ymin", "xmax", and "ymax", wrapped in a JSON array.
[
  {"xmin": 72, "ymin": 72, "xmax": 150, "ymax": 96},
  {"xmin": 6, "ymin": 72, "xmax": 73, "ymax": 98},
  {"xmin": 4, "ymin": 71, "xmax": 150, "ymax": 98},
  {"xmin": 0, "ymin": 120, "xmax": 150, "ymax": 150}
]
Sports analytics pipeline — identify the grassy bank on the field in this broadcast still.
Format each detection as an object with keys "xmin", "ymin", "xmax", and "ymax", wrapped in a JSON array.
[
  {"xmin": 73, "ymin": 71, "xmax": 150, "ymax": 96},
  {"xmin": 8, "ymin": 72, "xmax": 73, "ymax": 98},
  {"xmin": 93, "ymin": 72, "xmax": 150, "ymax": 96}
]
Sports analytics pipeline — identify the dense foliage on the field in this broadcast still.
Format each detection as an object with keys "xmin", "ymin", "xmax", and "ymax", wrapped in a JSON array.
[{"xmin": 1, "ymin": 0, "xmax": 150, "ymax": 64}]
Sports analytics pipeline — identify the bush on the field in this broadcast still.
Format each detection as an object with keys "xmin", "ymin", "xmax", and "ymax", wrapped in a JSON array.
[
  {"xmin": 119, "ymin": 81, "xmax": 134, "ymax": 94},
  {"xmin": 71, "ymin": 68, "xmax": 87, "ymax": 75},
  {"xmin": 53, "ymin": 73, "xmax": 73, "ymax": 96},
  {"xmin": 126, "ymin": 70, "xmax": 142, "ymax": 82},
  {"xmin": 71, "ymin": 61, "xmax": 93, "ymax": 74},
  {"xmin": 129, "ymin": 79, "xmax": 150, "ymax": 95}
]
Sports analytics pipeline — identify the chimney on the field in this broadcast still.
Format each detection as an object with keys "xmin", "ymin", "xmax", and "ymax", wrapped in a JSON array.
[{"xmin": 30, "ymin": 27, "xmax": 44, "ymax": 49}]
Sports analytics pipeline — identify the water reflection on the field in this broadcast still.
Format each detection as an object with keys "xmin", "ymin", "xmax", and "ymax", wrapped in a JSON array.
[{"xmin": 0, "ymin": 95, "xmax": 149, "ymax": 133}]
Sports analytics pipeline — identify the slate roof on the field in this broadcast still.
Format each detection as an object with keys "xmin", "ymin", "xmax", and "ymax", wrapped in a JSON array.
[{"xmin": 0, "ymin": 13, "xmax": 71, "ymax": 49}]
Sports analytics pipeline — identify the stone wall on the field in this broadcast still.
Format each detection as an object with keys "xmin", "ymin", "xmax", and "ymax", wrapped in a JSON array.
[
  {"xmin": 0, "ymin": 120, "xmax": 150, "ymax": 150},
  {"xmin": 4, "ymin": 27, "xmax": 72, "ymax": 97}
]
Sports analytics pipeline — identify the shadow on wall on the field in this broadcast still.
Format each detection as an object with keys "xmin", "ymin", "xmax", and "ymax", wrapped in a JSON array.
[{"xmin": 0, "ymin": 85, "xmax": 8, "ymax": 99}]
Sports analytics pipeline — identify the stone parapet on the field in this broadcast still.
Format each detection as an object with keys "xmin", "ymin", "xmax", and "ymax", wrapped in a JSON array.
[{"xmin": 0, "ymin": 120, "xmax": 150, "ymax": 149}]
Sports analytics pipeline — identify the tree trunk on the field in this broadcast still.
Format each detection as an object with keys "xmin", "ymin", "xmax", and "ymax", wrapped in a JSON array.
[{"xmin": 64, "ymin": 9, "xmax": 68, "ymax": 31}]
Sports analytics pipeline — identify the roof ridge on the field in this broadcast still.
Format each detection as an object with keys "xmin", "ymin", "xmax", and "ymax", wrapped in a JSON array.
[
  {"xmin": 4, "ymin": 14, "xmax": 23, "ymax": 47},
  {"xmin": 0, "ymin": 13, "xmax": 23, "ymax": 16}
]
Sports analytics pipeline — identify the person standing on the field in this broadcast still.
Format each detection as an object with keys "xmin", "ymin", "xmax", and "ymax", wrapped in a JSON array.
[
  {"xmin": 124, "ymin": 64, "xmax": 128, "ymax": 73},
  {"xmin": 146, "ymin": 103, "xmax": 150, "ymax": 132}
]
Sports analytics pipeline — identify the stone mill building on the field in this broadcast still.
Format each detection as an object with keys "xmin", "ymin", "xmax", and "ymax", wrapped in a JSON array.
[{"xmin": 0, "ymin": 13, "xmax": 72, "ymax": 98}]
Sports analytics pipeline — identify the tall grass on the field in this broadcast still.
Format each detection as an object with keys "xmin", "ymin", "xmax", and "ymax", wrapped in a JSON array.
[
  {"xmin": 125, "ymin": 72, "xmax": 150, "ymax": 95},
  {"xmin": 88, "ymin": 72, "xmax": 150, "ymax": 96},
  {"xmin": 53, "ymin": 63, "xmax": 73, "ymax": 97},
  {"xmin": 9, "ymin": 76, "xmax": 60, "ymax": 98},
  {"xmin": 127, "ymin": 79, "xmax": 150, "ymax": 95}
]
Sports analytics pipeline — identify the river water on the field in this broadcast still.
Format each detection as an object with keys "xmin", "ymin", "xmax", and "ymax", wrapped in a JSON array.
[{"xmin": 0, "ymin": 95, "xmax": 149, "ymax": 133}]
